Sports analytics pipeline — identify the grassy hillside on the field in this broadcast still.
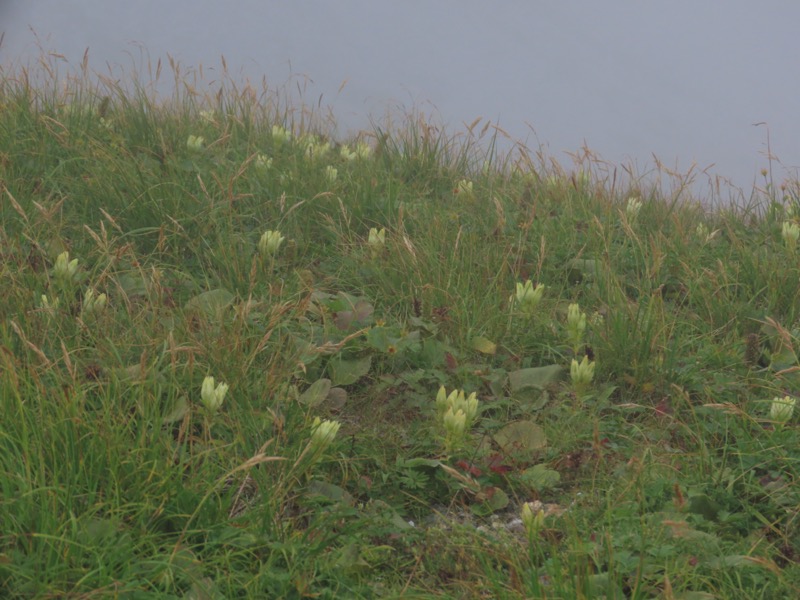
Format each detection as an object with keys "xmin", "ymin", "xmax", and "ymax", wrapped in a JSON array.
[{"xmin": 1, "ymin": 59, "xmax": 799, "ymax": 598}]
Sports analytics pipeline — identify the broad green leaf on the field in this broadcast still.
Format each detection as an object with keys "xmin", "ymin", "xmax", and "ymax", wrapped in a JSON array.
[
  {"xmin": 493, "ymin": 420, "xmax": 547, "ymax": 461},
  {"xmin": 485, "ymin": 369, "xmax": 507, "ymax": 398},
  {"xmin": 292, "ymin": 337, "xmax": 320, "ymax": 366},
  {"xmin": 471, "ymin": 487, "xmax": 509, "ymax": 516},
  {"xmin": 585, "ymin": 573, "xmax": 625, "ymax": 598},
  {"xmin": 367, "ymin": 326, "xmax": 391, "ymax": 352},
  {"xmin": 162, "ymin": 395, "xmax": 190, "ymax": 424},
  {"xmin": 704, "ymin": 555, "xmax": 776, "ymax": 570},
  {"xmin": 769, "ymin": 346, "xmax": 798, "ymax": 372},
  {"xmin": 332, "ymin": 543, "xmax": 371, "ymax": 574},
  {"xmin": 326, "ymin": 387, "xmax": 348, "ymax": 410},
  {"xmin": 307, "ymin": 480, "xmax": 354, "ymax": 506},
  {"xmin": 184, "ymin": 288, "xmax": 235, "ymax": 318},
  {"xmin": 329, "ymin": 355, "xmax": 372, "ymax": 386},
  {"xmin": 508, "ymin": 365, "xmax": 564, "ymax": 391},
  {"xmin": 117, "ymin": 273, "xmax": 148, "ymax": 298},
  {"xmin": 688, "ymin": 494, "xmax": 721, "ymax": 521},
  {"xmin": 332, "ymin": 293, "xmax": 374, "ymax": 330},
  {"xmin": 470, "ymin": 336, "xmax": 497, "ymax": 355},
  {"xmin": 298, "ymin": 378, "xmax": 332, "ymax": 407},
  {"xmin": 566, "ymin": 258, "xmax": 599, "ymax": 283},
  {"xmin": 519, "ymin": 463, "xmax": 561, "ymax": 491}
]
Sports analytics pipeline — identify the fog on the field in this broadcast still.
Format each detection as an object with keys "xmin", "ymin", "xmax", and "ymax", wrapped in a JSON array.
[{"xmin": 2, "ymin": 1, "xmax": 799, "ymax": 202}]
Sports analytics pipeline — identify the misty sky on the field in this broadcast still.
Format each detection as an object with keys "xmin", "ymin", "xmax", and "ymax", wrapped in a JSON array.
[{"xmin": 2, "ymin": 1, "xmax": 799, "ymax": 200}]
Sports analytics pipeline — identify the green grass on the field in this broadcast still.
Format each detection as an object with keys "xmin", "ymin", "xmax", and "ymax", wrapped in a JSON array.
[{"xmin": 1, "ymin": 56, "xmax": 799, "ymax": 599}]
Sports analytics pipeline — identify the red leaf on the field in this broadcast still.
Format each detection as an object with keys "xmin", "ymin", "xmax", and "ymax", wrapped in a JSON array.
[
  {"xmin": 455, "ymin": 460, "xmax": 482, "ymax": 477},
  {"xmin": 487, "ymin": 453, "xmax": 513, "ymax": 474}
]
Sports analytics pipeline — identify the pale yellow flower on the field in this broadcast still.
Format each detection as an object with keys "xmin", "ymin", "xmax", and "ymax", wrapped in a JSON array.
[
  {"xmin": 770, "ymin": 395, "xmax": 795, "ymax": 424},
  {"xmin": 186, "ymin": 135, "xmax": 205, "ymax": 151},
  {"xmin": 570, "ymin": 356, "xmax": 595, "ymax": 392},
  {"xmin": 54, "ymin": 251, "xmax": 79, "ymax": 282},
  {"xmin": 258, "ymin": 230, "xmax": 285, "ymax": 257},
  {"xmin": 367, "ymin": 227, "xmax": 386, "ymax": 258},
  {"xmin": 310, "ymin": 417, "xmax": 341, "ymax": 451},
  {"xmin": 201, "ymin": 376, "xmax": 228, "ymax": 412}
]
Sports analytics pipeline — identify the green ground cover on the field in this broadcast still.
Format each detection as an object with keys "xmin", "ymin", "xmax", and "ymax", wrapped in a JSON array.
[{"xmin": 1, "ymin": 59, "xmax": 799, "ymax": 598}]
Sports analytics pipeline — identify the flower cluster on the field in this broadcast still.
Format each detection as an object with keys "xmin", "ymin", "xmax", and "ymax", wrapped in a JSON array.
[
  {"xmin": 186, "ymin": 135, "xmax": 205, "ymax": 152},
  {"xmin": 368, "ymin": 227, "xmax": 386, "ymax": 258},
  {"xmin": 272, "ymin": 125, "xmax": 291, "ymax": 145},
  {"xmin": 513, "ymin": 280, "xmax": 545, "ymax": 317},
  {"xmin": 521, "ymin": 502, "xmax": 545, "ymax": 538},
  {"xmin": 310, "ymin": 417, "xmax": 341, "ymax": 453},
  {"xmin": 436, "ymin": 386, "xmax": 480, "ymax": 453},
  {"xmin": 53, "ymin": 251, "xmax": 79, "ymax": 284},
  {"xmin": 625, "ymin": 197, "xmax": 642, "ymax": 222},
  {"xmin": 254, "ymin": 153, "xmax": 273, "ymax": 171},
  {"xmin": 82, "ymin": 289, "xmax": 108, "ymax": 316},
  {"xmin": 454, "ymin": 179, "xmax": 474, "ymax": 197},
  {"xmin": 304, "ymin": 135, "xmax": 331, "ymax": 161},
  {"xmin": 324, "ymin": 165, "xmax": 338, "ymax": 183},
  {"xmin": 566, "ymin": 302, "xmax": 587, "ymax": 351},
  {"xmin": 770, "ymin": 395, "xmax": 795, "ymax": 425},
  {"xmin": 340, "ymin": 142, "xmax": 371, "ymax": 161},
  {"xmin": 782, "ymin": 221, "xmax": 799, "ymax": 253},
  {"xmin": 570, "ymin": 355, "xmax": 595, "ymax": 394},
  {"xmin": 259, "ymin": 230, "xmax": 285, "ymax": 258},
  {"xmin": 695, "ymin": 222, "xmax": 719, "ymax": 244},
  {"xmin": 201, "ymin": 375, "xmax": 229, "ymax": 412}
]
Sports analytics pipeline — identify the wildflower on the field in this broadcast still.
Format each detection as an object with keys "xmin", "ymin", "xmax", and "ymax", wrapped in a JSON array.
[
  {"xmin": 626, "ymin": 197, "xmax": 642, "ymax": 222},
  {"xmin": 324, "ymin": 165, "xmax": 338, "ymax": 183},
  {"xmin": 258, "ymin": 230, "xmax": 285, "ymax": 257},
  {"xmin": 451, "ymin": 390, "xmax": 478, "ymax": 425},
  {"xmin": 545, "ymin": 175, "xmax": 561, "ymax": 190},
  {"xmin": 186, "ymin": 135, "xmax": 205, "ymax": 152},
  {"xmin": 455, "ymin": 179, "xmax": 474, "ymax": 197},
  {"xmin": 570, "ymin": 355, "xmax": 595, "ymax": 392},
  {"xmin": 368, "ymin": 227, "xmax": 386, "ymax": 258},
  {"xmin": 354, "ymin": 142, "xmax": 371, "ymax": 160},
  {"xmin": 310, "ymin": 417, "xmax": 341, "ymax": 451},
  {"xmin": 513, "ymin": 280, "xmax": 545, "ymax": 317},
  {"xmin": 254, "ymin": 153, "xmax": 273, "ymax": 171},
  {"xmin": 339, "ymin": 145, "xmax": 357, "ymax": 161},
  {"xmin": 436, "ymin": 386, "xmax": 478, "ymax": 442},
  {"xmin": 435, "ymin": 386, "xmax": 451, "ymax": 415},
  {"xmin": 201, "ymin": 375, "xmax": 228, "ymax": 412},
  {"xmin": 574, "ymin": 170, "xmax": 590, "ymax": 188},
  {"xmin": 443, "ymin": 407, "xmax": 467, "ymax": 441},
  {"xmin": 40, "ymin": 294, "xmax": 60, "ymax": 314},
  {"xmin": 53, "ymin": 251, "xmax": 79, "ymax": 283},
  {"xmin": 770, "ymin": 395, "xmax": 795, "ymax": 424},
  {"xmin": 782, "ymin": 221, "xmax": 799, "ymax": 253},
  {"xmin": 272, "ymin": 125, "xmax": 291, "ymax": 145},
  {"xmin": 82, "ymin": 289, "xmax": 107, "ymax": 315},
  {"xmin": 567, "ymin": 303, "xmax": 587, "ymax": 349},
  {"xmin": 304, "ymin": 136, "xmax": 330, "ymax": 160},
  {"xmin": 521, "ymin": 502, "xmax": 545, "ymax": 538}
]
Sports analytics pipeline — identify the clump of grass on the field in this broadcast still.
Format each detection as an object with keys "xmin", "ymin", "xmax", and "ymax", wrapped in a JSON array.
[{"xmin": 1, "ymin": 53, "xmax": 799, "ymax": 598}]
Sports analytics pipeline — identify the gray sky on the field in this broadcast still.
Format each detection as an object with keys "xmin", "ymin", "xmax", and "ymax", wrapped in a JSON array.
[{"xmin": 2, "ymin": 1, "xmax": 799, "ymax": 200}]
